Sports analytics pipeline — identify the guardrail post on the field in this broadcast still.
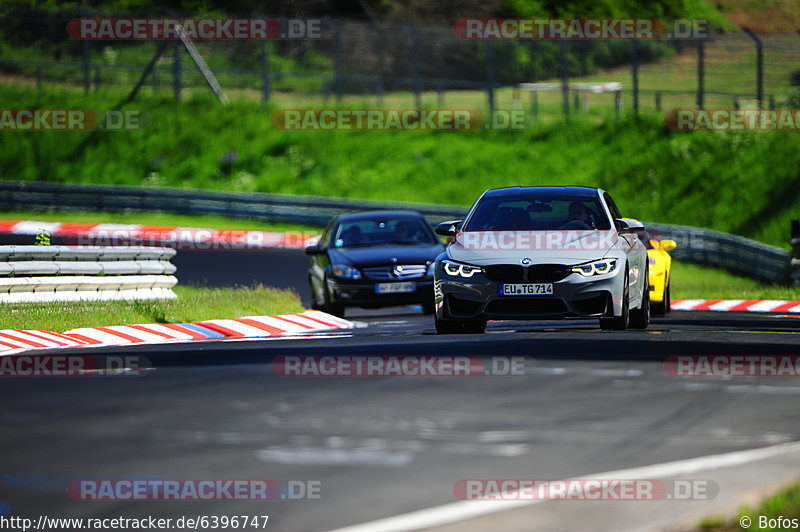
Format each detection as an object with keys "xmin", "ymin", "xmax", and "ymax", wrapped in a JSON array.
[{"xmin": 791, "ymin": 220, "xmax": 800, "ymax": 286}]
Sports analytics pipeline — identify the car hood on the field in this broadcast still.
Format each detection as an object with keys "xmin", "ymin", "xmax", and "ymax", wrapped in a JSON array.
[
  {"xmin": 330, "ymin": 243, "xmax": 444, "ymax": 267},
  {"xmin": 446, "ymin": 230, "xmax": 623, "ymax": 265}
]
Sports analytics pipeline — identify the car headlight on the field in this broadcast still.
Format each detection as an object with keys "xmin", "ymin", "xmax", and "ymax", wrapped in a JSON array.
[
  {"xmin": 442, "ymin": 259, "xmax": 482, "ymax": 278},
  {"xmin": 571, "ymin": 258, "xmax": 617, "ymax": 277},
  {"xmin": 331, "ymin": 265, "xmax": 362, "ymax": 280}
]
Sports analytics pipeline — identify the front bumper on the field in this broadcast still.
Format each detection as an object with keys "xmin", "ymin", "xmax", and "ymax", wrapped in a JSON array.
[
  {"xmin": 435, "ymin": 266, "xmax": 625, "ymax": 320},
  {"xmin": 328, "ymin": 278, "xmax": 434, "ymax": 308}
]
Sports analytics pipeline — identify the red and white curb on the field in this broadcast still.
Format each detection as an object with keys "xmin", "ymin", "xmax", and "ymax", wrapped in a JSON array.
[
  {"xmin": 0, "ymin": 310, "xmax": 353, "ymax": 355},
  {"xmin": 671, "ymin": 299, "xmax": 800, "ymax": 313},
  {"xmin": 0, "ymin": 220, "xmax": 320, "ymax": 250}
]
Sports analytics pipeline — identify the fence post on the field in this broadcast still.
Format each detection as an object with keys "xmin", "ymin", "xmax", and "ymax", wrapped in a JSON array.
[
  {"xmin": 655, "ymin": 92, "xmax": 661, "ymax": 111},
  {"xmin": 560, "ymin": 40, "xmax": 569, "ymax": 118},
  {"xmin": 173, "ymin": 40, "xmax": 182, "ymax": 101},
  {"xmin": 631, "ymin": 39, "xmax": 639, "ymax": 113},
  {"xmin": 791, "ymin": 220, "xmax": 800, "ymax": 286},
  {"xmin": 733, "ymin": 95, "xmax": 740, "ymax": 110},
  {"xmin": 261, "ymin": 40, "xmax": 270, "ymax": 103},
  {"xmin": 486, "ymin": 40, "xmax": 496, "ymax": 116},
  {"xmin": 331, "ymin": 19, "xmax": 343, "ymax": 103},
  {"xmin": 405, "ymin": 24, "xmax": 422, "ymax": 108},
  {"xmin": 82, "ymin": 40, "xmax": 91, "ymax": 95},
  {"xmin": 696, "ymin": 38, "xmax": 704, "ymax": 108},
  {"xmin": 742, "ymin": 28, "xmax": 764, "ymax": 109},
  {"xmin": 614, "ymin": 91, "xmax": 621, "ymax": 117}
]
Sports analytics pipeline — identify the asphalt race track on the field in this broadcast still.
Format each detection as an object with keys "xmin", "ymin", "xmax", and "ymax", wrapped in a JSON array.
[{"xmin": 2, "ymin": 249, "xmax": 800, "ymax": 531}]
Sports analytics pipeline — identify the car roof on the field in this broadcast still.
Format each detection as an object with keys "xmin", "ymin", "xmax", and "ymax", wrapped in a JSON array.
[
  {"xmin": 481, "ymin": 186, "xmax": 601, "ymax": 197},
  {"xmin": 333, "ymin": 210, "xmax": 427, "ymax": 223}
]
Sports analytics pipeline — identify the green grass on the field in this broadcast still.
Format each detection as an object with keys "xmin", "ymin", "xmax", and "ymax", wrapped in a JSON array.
[
  {"xmin": 671, "ymin": 261, "xmax": 800, "ymax": 300},
  {"xmin": 0, "ymin": 209, "xmax": 319, "ymax": 234},
  {"xmin": 699, "ymin": 481, "xmax": 800, "ymax": 531},
  {"xmin": 0, "ymin": 284, "xmax": 304, "ymax": 331}
]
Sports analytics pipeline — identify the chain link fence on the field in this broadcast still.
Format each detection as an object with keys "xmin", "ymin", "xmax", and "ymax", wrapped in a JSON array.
[{"xmin": 1, "ymin": 8, "xmax": 797, "ymax": 115}]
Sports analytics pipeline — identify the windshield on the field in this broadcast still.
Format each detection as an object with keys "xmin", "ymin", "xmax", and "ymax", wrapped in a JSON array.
[
  {"xmin": 464, "ymin": 194, "xmax": 612, "ymax": 231},
  {"xmin": 333, "ymin": 217, "xmax": 438, "ymax": 247}
]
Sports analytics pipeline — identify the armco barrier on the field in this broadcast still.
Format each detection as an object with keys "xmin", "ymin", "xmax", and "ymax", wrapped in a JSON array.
[
  {"xmin": 0, "ymin": 180, "xmax": 790, "ymax": 284},
  {"xmin": 0, "ymin": 245, "xmax": 177, "ymax": 303}
]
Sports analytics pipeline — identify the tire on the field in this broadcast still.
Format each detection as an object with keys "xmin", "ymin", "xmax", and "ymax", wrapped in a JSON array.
[
  {"xmin": 652, "ymin": 281, "xmax": 670, "ymax": 316},
  {"xmin": 600, "ymin": 270, "xmax": 629, "ymax": 330},
  {"xmin": 322, "ymin": 277, "xmax": 345, "ymax": 318},
  {"xmin": 310, "ymin": 276, "xmax": 323, "ymax": 310},
  {"xmin": 629, "ymin": 273, "xmax": 650, "ymax": 329}
]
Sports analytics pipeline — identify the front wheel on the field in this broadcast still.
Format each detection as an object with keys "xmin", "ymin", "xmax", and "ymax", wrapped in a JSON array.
[
  {"xmin": 600, "ymin": 271, "xmax": 629, "ymax": 330},
  {"xmin": 629, "ymin": 274, "xmax": 650, "ymax": 329},
  {"xmin": 322, "ymin": 277, "xmax": 345, "ymax": 318},
  {"xmin": 652, "ymin": 283, "xmax": 671, "ymax": 316}
]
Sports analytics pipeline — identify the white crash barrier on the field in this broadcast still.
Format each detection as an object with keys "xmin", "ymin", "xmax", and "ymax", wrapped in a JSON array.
[{"xmin": 0, "ymin": 246, "xmax": 178, "ymax": 303}]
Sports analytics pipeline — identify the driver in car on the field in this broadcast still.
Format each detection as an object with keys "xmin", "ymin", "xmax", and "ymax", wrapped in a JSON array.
[{"xmin": 566, "ymin": 201, "xmax": 596, "ymax": 228}]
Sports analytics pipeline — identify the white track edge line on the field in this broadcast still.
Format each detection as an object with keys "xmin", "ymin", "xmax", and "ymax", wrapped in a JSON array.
[{"xmin": 327, "ymin": 440, "xmax": 800, "ymax": 532}]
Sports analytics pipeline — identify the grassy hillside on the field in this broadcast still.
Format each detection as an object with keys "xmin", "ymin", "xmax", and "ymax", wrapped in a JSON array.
[{"xmin": 2, "ymin": 84, "xmax": 799, "ymax": 247}]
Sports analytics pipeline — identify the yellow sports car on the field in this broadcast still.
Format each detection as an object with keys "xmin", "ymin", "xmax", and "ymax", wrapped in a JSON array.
[{"xmin": 638, "ymin": 231, "xmax": 676, "ymax": 315}]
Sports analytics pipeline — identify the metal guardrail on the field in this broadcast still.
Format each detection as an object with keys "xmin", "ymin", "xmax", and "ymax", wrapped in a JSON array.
[
  {"xmin": 0, "ymin": 180, "xmax": 465, "ymax": 227},
  {"xmin": 0, "ymin": 244, "xmax": 178, "ymax": 303},
  {"xmin": 0, "ymin": 180, "xmax": 790, "ymax": 284},
  {"xmin": 646, "ymin": 223, "xmax": 789, "ymax": 284}
]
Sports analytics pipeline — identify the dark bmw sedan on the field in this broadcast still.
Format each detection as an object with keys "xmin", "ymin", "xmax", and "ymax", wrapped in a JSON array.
[{"xmin": 305, "ymin": 211, "xmax": 445, "ymax": 317}]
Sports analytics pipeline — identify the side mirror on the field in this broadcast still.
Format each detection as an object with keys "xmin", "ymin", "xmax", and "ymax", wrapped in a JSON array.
[
  {"xmin": 435, "ymin": 220, "xmax": 462, "ymax": 237},
  {"xmin": 660, "ymin": 239, "xmax": 677, "ymax": 252},
  {"xmin": 617, "ymin": 218, "xmax": 645, "ymax": 233},
  {"xmin": 305, "ymin": 245, "xmax": 324, "ymax": 255}
]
